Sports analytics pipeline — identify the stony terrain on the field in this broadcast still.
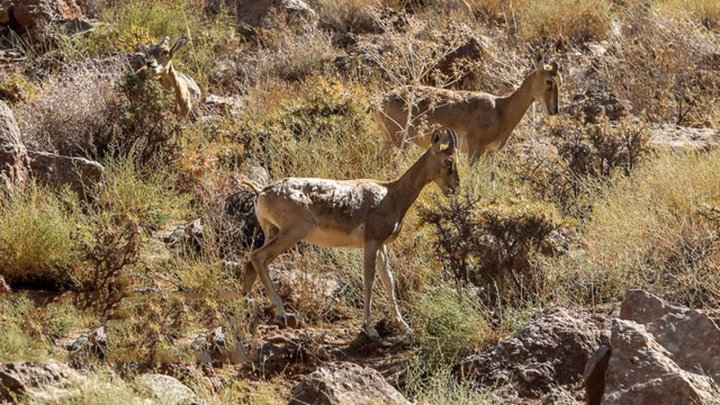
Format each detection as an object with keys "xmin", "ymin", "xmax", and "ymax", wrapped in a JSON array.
[{"xmin": 1, "ymin": 0, "xmax": 720, "ymax": 403}]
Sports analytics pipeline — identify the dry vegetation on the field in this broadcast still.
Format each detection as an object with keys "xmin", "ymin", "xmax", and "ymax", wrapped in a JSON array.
[{"xmin": 1, "ymin": 0, "xmax": 719, "ymax": 402}]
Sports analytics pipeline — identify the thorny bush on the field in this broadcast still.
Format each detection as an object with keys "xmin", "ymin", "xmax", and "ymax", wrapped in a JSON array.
[{"xmin": 419, "ymin": 193, "xmax": 567, "ymax": 304}]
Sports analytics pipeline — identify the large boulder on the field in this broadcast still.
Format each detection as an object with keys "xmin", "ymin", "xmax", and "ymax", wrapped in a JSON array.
[
  {"xmin": 289, "ymin": 362, "xmax": 409, "ymax": 405},
  {"xmin": 0, "ymin": 100, "xmax": 29, "ymax": 193},
  {"xmin": 457, "ymin": 308, "xmax": 608, "ymax": 399},
  {"xmin": 7, "ymin": 0, "xmax": 83, "ymax": 31},
  {"xmin": 26, "ymin": 150, "xmax": 103, "ymax": 198},
  {"xmin": 0, "ymin": 362, "xmax": 86, "ymax": 402},
  {"xmin": 597, "ymin": 289, "xmax": 720, "ymax": 404}
]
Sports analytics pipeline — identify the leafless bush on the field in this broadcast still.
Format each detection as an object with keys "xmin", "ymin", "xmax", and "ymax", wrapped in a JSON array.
[
  {"xmin": 235, "ymin": 15, "xmax": 339, "ymax": 87},
  {"xmin": 74, "ymin": 210, "xmax": 139, "ymax": 317},
  {"xmin": 602, "ymin": 8, "xmax": 720, "ymax": 127},
  {"xmin": 419, "ymin": 193, "xmax": 566, "ymax": 303},
  {"xmin": 520, "ymin": 116, "xmax": 651, "ymax": 217},
  {"xmin": 17, "ymin": 57, "xmax": 128, "ymax": 156}
]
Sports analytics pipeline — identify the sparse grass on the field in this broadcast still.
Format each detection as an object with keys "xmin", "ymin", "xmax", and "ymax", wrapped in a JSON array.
[
  {"xmin": 0, "ymin": 184, "xmax": 81, "ymax": 287},
  {"xmin": 566, "ymin": 150, "xmax": 720, "ymax": 306},
  {"xmin": 411, "ymin": 287, "xmax": 492, "ymax": 371},
  {"xmin": 408, "ymin": 368, "xmax": 511, "ymax": 405},
  {"xmin": 518, "ymin": 0, "xmax": 613, "ymax": 44},
  {"xmin": 96, "ymin": 155, "xmax": 190, "ymax": 231},
  {"xmin": 656, "ymin": 0, "xmax": 720, "ymax": 30},
  {"xmin": 0, "ymin": 297, "xmax": 61, "ymax": 362}
]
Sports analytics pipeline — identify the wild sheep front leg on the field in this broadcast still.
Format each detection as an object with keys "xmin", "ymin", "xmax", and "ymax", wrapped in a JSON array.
[
  {"xmin": 377, "ymin": 245, "xmax": 412, "ymax": 335},
  {"xmin": 362, "ymin": 242, "xmax": 381, "ymax": 341}
]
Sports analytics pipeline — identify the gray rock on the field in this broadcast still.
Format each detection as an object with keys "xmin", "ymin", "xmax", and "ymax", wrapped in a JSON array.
[
  {"xmin": 602, "ymin": 289, "xmax": 720, "ymax": 403},
  {"xmin": 137, "ymin": 374, "xmax": 200, "ymax": 405},
  {"xmin": 0, "ymin": 275, "xmax": 10, "ymax": 293},
  {"xmin": 0, "ymin": 100, "xmax": 29, "ymax": 193},
  {"xmin": 0, "ymin": 362, "xmax": 86, "ymax": 402},
  {"xmin": 67, "ymin": 326, "xmax": 108, "ymax": 366},
  {"xmin": 649, "ymin": 124, "xmax": 720, "ymax": 151},
  {"xmin": 289, "ymin": 362, "xmax": 409, "ymax": 405},
  {"xmin": 26, "ymin": 150, "xmax": 103, "ymax": 198},
  {"xmin": 457, "ymin": 308, "xmax": 608, "ymax": 399}
]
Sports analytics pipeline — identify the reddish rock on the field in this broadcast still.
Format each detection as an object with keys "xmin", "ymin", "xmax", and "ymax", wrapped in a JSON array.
[
  {"xmin": 11, "ymin": 0, "xmax": 83, "ymax": 31},
  {"xmin": 0, "ymin": 362, "xmax": 86, "ymax": 402},
  {"xmin": 457, "ymin": 308, "xmax": 607, "ymax": 398},
  {"xmin": 602, "ymin": 289, "xmax": 720, "ymax": 404}
]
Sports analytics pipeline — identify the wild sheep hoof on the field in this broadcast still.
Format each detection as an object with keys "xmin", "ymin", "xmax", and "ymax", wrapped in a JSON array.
[{"xmin": 286, "ymin": 313, "xmax": 301, "ymax": 329}]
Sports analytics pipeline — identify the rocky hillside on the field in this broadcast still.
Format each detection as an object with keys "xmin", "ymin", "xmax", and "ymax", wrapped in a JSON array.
[{"xmin": 1, "ymin": 0, "xmax": 720, "ymax": 403}]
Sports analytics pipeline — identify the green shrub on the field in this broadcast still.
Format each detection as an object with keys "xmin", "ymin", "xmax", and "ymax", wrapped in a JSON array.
[
  {"xmin": 411, "ymin": 287, "xmax": 490, "ymax": 372},
  {"xmin": 240, "ymin": 78, "xmax": 387, "ymax": 180},
  {"xmin": 0, "ymin": 184, "xmax": 81, "ymax": 287},
  {"xmin": 116, "ymin": 71, "xmax": 180, "ymax": 164}
]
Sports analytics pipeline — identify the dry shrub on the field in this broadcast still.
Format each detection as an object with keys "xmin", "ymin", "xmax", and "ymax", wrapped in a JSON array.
[
  {"xmin": 236, "ymin": 17, "xmax": 339, "ymax": 87},
  {"xmin": 75, "ymin": 155, "xmax": 188, "ymax": 314},
  {"xmin": 656, "ymin": 0, "xmax": 720, "ymax": 30},
  {"xmin": 16, "ymin": 58, "xmax": 127, "ymax": 156},
  {"xmin": 419, "ymin": 192, "xmax": 567, "ymax": 303},
  {"xmin": 520, "ymin": 116, "xmax": 651, "ymax": 217},
  {"xmin": 311, "ymin": 0, "xmax": 380, "ymax": 37},
  {"xmin": 603, "ymin": 7, "xmax": 720, "ymax": 128},
  {"xmin": 110, "ymin": 296, "xmax": 189, "ymax": 362}
]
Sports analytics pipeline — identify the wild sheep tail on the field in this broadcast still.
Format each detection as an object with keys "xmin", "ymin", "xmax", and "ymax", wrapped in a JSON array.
[{"xmin": 238, "ymin": 177, "xmax": 263, "ymax": 194}]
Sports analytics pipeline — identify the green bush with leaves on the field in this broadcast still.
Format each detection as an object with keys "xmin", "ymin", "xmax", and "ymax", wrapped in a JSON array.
[
  {"xmin": 116, "ymin": 72, "xmax": 181, "ymax": 164},
  {"xmin": 411, "ymin": 287, "xmax": 490, "ymax": 373}
]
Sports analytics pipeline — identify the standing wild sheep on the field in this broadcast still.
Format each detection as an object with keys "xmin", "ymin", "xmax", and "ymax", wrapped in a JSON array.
[{"xmin": 241, "ymin": 129, "xmax": 460, "ymax": 340}]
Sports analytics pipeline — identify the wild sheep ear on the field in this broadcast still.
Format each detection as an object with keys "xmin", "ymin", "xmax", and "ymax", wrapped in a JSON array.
[
  {"xmin": 170, "ymin": 37, "xmax": 188, "ymax": 57},
  {"xmin": 136, "ymin": 43, "xmax": 149, "ymax": 53},
  {"xmin": 431, "ymin": 129, "xmax": 442, "ymax": 153},
  {"xmin": 533, "ymin": 53, "xmax": 545, "ymax": 71}
]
